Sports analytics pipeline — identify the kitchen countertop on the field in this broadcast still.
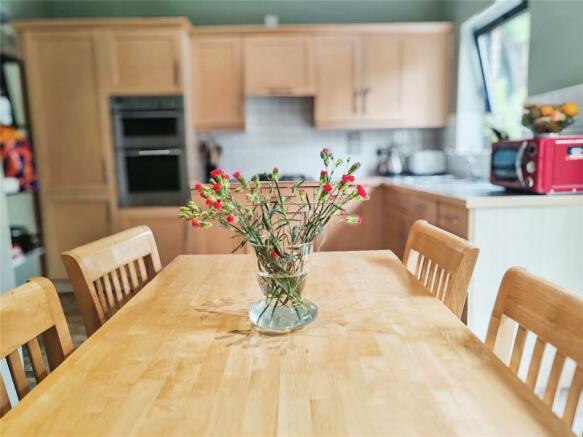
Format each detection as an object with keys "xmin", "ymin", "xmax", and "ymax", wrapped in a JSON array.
[{"xmin": 362, "ymin": 175, "xmax": 583, "ymax": 209}]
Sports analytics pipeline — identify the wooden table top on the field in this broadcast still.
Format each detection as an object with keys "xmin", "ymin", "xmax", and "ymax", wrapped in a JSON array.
[{"xmin": 1, "ymin": 251, "xmax": 572, "ymax": 436}]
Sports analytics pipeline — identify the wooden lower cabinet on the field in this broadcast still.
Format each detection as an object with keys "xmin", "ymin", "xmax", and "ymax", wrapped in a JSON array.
[
  {"xmin": 44, "ymin": 197, "xmax": 113, "ymax": 279},
  {"xmin": 117, "ymin": 207, "xmax": 187, "ymax": 266},
  {"xmin": 320, "ymin": 186, "xmax": 385, "ymax": 251}
]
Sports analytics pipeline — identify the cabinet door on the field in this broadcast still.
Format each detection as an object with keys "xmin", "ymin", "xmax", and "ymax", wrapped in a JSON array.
[
  {"xmin": 44, "ymin": 197, "xmax": 113, "ymax": 279},
  {"xmin": 314, "ymin": 36, "xmax": 360, "ymax": 127},
  {"xmin": 191, "ymin": 36, "xmax": 243, "ymax": 130},
  {"xmin": 108, "ymin": 30, "xmax": 183, "ymax": 94},
  {"xmin": 401, "ymin": 32, "xmax": 450, "ymax": 127},
  {"xmin": 361, "ymin": 34, "xmax": 403, "ymax": 121},
  {"xmin": 319, "ymin": 186, "xmax": 384, "ymax": 251},
  {"xmin": 23, "ymin": 30, "xmax": 110, "ymax": 195},
  {"xmin": 244, "ymin": 36, "xmax": 315, "ymax": 96},
  {"xmin": 187, "ymin": 227, "xmax": 242, "ymax": 255},
  {"xmin": 384, "ymin": 209, "xmax": 411, "ymax": 260},
  {"xmin": 118, "ymin": 208, "xmax": 187, "ymax": 266}
]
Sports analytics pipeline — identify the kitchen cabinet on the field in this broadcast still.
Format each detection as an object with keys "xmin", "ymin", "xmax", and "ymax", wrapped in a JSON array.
[
  {"xmin": 401, "ymin": 33, "xmax": 450, "ymax": 127},
  {"xmin": 315, "ymin": 26, "xmax": 450, "ymax": 129},
  {"xmin": 20, "ymin": 28, "xmax": 116, "ymax": 278},
  {"xmin": 191, "ymin": 35, "xmax": 243, "ymax": 130},
  {"xmin": 244, "ymin": 35, "xmax": 315, "ymax": 96},
  {"xmin": 314, "ymin": 35, "xmax": 359, "ymax": 125},
  {"xmin": 44, "ymin": 197, "xmax": 113, "ymax": 279},
  {"xmin": 118, "ymin": 207, "xmax": 187, "ymax": 266},
  {"xmin": 320, "ymin": 185, "xmax": 385, "ymax": 251},
  {"xmin": 107, "ymin": 29, "xmax": 184, "ymax": 94},
  {"xmin": 315, "ymin": 34, "xmax": 404, "ymax": 128}
]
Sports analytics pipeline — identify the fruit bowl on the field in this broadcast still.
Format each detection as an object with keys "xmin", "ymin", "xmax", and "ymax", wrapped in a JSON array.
[{"xmin": 522, "ymin": 102, "xmax": 578, "ymax": 135}]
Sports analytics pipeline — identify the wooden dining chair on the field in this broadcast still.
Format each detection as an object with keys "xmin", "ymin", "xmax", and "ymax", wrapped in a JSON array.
[
  {"xmin": 0, "ymin": 277, "xmax": 73, "ymax": 417},
  {"xmin": 486, "ymin": 267, "xmax": 583, "ymax": 431},
  {"xmin": 403, "ymin": 220, "xmax": 479, "ymax": 319},
  {"xmin": 61, "ymin": 226, "xmax": 161, "ymax": 337}
]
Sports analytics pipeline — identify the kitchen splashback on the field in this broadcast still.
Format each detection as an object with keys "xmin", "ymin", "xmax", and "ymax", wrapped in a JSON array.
[{"xmin": 197, "ymin": 97, "xmax": 445, "ymax": 179}]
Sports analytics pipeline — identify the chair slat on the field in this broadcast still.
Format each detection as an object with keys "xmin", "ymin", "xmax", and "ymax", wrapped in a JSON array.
[
  {"xmin": 563, "ymin": 365, "xmax": 583, "ymax": 427},
  {"xmin": 6, "ymin": 350, "xmax": 28, "ymax": 399},
  {"xmin": 509, "ymin": 325, "xmax": 527, "ymax": 374},
  {"xmin": 118, "ymin": 266, "xmax": 131, "ymax": 297},
  {"xmin": 94, "ymin": 278, "xmax": 109, "ymax": 316},
  {"xmin": 136, "ymin": 258, "xmax": 148, "ymax": 284},
  {"xmin": 544, "ymin": 351, "xmax": 566, "ymax": 407},
  {"xmin": 127, "ymin": 261, "xmax": 140, "ymax": 291},
  {"xmin": 101, "ymin": 274, "xmax": 116, "ymax": 312},
  {"xmin": 0, "ymin": 378, "xmax": 11, "ymax": 416},
  {"xmin": 414, "ymin": 252, "xmax": 423, "ymax": 278},
  {"xmin": 109, "ymin": 269, "xmax": 124, "ymax": 303},
  {"xmin": 427, "ymin": 262, "xmax": 438, "ymax": 294},
  {"xmin": 26, "ymin": 338, "xmax": 48, "ymax": 383},
  {"xmin": 526, "ymin": 337, "xmax": 545, "ymax": 390}
]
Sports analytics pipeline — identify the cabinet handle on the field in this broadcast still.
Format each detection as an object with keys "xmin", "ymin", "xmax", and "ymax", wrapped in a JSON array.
[
  {"xmin": 361, "ymin": 86, "xmax": 371, "ymax": 114},
  {"xmin": 174, "ymin": 61, "xmax": 180, "ymax": 87}
]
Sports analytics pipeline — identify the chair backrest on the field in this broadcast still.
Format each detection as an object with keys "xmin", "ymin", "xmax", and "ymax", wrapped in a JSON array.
[
  {"xmin": 0, "ymin": 277, "xmax": 73, "ymax": 417},
  {"xmin": 486, "ymin": 267, "xmax": 583, "ymax": 430},
  {"xmin": 61, "ymin": 226, "xmax": 161, "ymax": 337},
  {"xmin": 403, "ymin": 220, "xmax": 479, "ymax": 318}
]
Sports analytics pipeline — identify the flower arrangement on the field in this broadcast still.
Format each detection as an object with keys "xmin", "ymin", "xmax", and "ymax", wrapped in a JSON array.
[
  {"xmin": 522, "ymin": 102, "xmax": 579, "ymax": 134},
  {"xmin": 178, "ymin": 148, "xmax": 368, "ymax": 332}
]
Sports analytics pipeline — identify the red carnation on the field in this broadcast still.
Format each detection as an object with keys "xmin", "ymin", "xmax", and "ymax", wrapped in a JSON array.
[
  {"xmin": 213, "ymin": 201, "xmax": 222, "ymax": 210},
  {"xmin": 233, "ymin": 171, "xmax": 241, "ymax": 179},
  {"xmin": 320, "ymin": 170, "xmax": 328, "ymax": 176},
  {"xmin": 323, "ymin": 184, "xmax": 333, "ymax": 193},
  {"xmin": 342, "ymin": 174, "xmax": 355, "ymax": 183},
  {"xmin": 199, "ymin": 190, "xmax": 207, "ymax": 199},
  {"xmin": 322, "ymin": 148, "xmax": 330, "ymax": 154},
  {"xmin": 226, "ymin": 214, "xmax": 236, "ymax": 223},
  {"xmin": 193, "ymin": 182, "xmax": 202, "ymax": 190},
  {"xmin": 191, "ymin": 219, "xmax": 201, "ymax": 228},
  {"xmin": 356, "ymin": 184, "xmax": 367, "ymax": 198},
  {"xmin": 212, "ymin": 182, "xmax": 221, "ymax": 191},
  {"xmin": 210, "ymin": 168, "xmax": 223, "ymax": 179},
  {"xmin": 205, "ymin": 198, "xmax": 213, "ymax": 205},
  {"xmin": 270, "ymin": 250, "xmax": 279, "ymax": 258},
  {"xmin": 356, "ymin": 216, "xmax": 363, "ymax": 225}
]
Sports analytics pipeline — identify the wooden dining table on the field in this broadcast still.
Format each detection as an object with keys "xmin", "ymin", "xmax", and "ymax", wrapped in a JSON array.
[{"xmin": 0, "ymin": 251, "xmax": 573, "ymax": 436}]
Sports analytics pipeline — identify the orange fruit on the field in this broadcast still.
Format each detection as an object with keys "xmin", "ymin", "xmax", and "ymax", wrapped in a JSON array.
[
  {"xmin": 560, "ymin": 102, "xmax": 579, "ymax": 117},
  {"xmin": 539, "ymin": 105, "xmax": 554, "ymax": 116}
]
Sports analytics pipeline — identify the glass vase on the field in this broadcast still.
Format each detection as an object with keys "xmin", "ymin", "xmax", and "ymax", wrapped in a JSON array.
[{"xmin": 248, "ymin": 242, "xmax": 318, "ymax": 333}]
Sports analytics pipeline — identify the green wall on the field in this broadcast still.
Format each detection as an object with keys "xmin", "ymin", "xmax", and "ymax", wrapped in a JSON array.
[
  {"xmin": 528, "ymin": 0, "xmax": 583, "ymax": 95},
  {"xmin": 3, "ymin": 0, "xmax": 445, "ymax": 23}
]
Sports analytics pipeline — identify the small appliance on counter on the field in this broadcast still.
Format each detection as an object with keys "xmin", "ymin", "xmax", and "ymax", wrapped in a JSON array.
[
  {"xmin": 376, "ymin": 146, "xmax": 403, "ymax": 176},
  {"xmin": 408, "ymin": 150, "xmax": 447, "ymax": 175},
  {"xmin": 490, "ymin": 135, "xmax": 583, "ymax": 194}
]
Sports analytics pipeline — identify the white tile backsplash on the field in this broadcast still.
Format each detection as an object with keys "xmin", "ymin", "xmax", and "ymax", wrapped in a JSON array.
[{"xmin": 197, "ymin": 97, "xmax": 444, "ymax": 179}]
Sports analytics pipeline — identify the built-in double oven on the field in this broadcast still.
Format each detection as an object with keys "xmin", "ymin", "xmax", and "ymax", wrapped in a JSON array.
[{"xmin": 111, "ymin": 96, "xmax": 190, "ymax": 206}]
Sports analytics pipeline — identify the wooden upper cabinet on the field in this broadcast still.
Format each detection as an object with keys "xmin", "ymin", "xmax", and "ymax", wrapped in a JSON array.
[
  {"xmin": 244, "ymin": 35, "xmax": 315, "ymax": 96},
  {"xmin": 401, "ymin": 32, "xmax": 450, "ymax": 127},
  {"xmin": 315, "ymin": 28, "xmax": 450, "ymax": 129},
  {"xmin": 314, "ymin": 36, "xmax": 359, "ymax": 126},
  {"xmin": 23, "ymin": 30, "xmax": 110, "ymax": 195},
  {"xmin": 191, "ymin": 36, "xmax": 243, "ymax": 130},
  {"xmin": 107, "ymin": 30, "xmax": 183, "ymax": 94},
  {"xmin": 315, "ymin": 34, "xmax": 404, "ymax": 128},
  {"xmin": 361, "ymin": 34, "xmax": 403, "ymax": 121}
]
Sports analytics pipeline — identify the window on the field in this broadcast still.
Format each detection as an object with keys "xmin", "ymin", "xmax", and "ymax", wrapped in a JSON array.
[{"xmin": 474, "ymin": 1, "xmax": 530, "ymax": 138}]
